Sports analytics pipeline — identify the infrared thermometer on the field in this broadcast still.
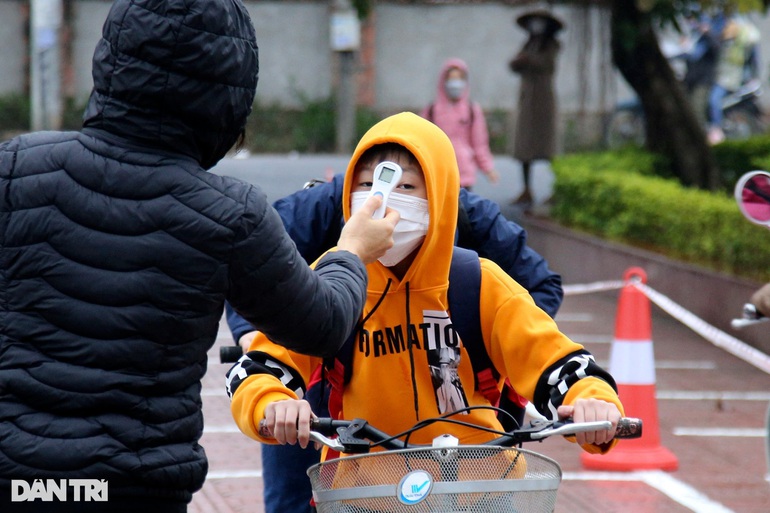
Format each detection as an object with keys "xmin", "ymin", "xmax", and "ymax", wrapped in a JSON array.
[{"xmin": 369, "ymin": 161, "xmax": 403, "ymax": 219}]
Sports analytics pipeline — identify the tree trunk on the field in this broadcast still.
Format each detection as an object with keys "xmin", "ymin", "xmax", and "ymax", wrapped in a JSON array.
[{"xmin": 610, "ymin": 0, "xmax": 719, "ymax": 190}]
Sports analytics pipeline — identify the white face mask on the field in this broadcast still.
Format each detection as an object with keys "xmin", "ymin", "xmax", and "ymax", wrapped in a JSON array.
[
  {"xmin": 444, "ymin": 78, "xmax": 466, "ymax": 100},
  {"xmin": 351, "ymin": 191, "xmax": 430, "ymax": 267}
]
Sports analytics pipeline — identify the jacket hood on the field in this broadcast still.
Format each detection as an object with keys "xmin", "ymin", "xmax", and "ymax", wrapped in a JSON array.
[
  {"xmin": 82, "ymin": 0, "xmax": 258, "ymax": 169},
  {"xmin": 435, "ymin": 57, "xmax": 471, "ymax": 103},
  {"xmin": 342, "ymin": 112, "xmax": 459, "ymax": 292}
]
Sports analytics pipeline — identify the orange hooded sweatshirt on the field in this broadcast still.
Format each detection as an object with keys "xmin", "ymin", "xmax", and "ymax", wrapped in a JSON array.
[{"xmin": 228, "ymin": 112, "xmax": 623, "ymax": 455}]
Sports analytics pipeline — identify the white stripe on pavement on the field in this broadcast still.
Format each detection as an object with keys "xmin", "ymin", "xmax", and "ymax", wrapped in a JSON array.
[
  {"xmin": 206, "ymin": 470, "xmax": 263, "ymax": 480},
  {"xmin": 654, "ymin": 360, "xmax": 716, "ymax": 370},
  {"xmin": 594, "ymin": 360, "xmax": 716, "ymax": 370},
  {"xmin": 656, "ymin": 390, "xmax": 770, "ymax": 401},
  {"xmin": 639, "ymin": 470, "xmax": 735, "ymax": 513},
  {"xmin": 563, "ymin": 334, "xmax": 613, "ymax": 344},
  {"xmin": 673, "ymin": 427, "xmax": 765, "ymax": 437},
  {"xmin": 555, "ymin": 313, "xmax": 595, "ymax": 322},
  {"xmin": 564, "ymin": 470, "xmax": 735, "ymax": 513},
  {"xmin": 206, "ymin": 469, "xmax": 733, "ymax": 513},
  {"xmin": 206, "ymin": 468, "xmax": 739, "ymax": 512}
]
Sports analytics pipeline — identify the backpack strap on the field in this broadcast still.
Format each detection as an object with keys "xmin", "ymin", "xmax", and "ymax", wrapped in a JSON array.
[
  {"xmin": 324, "ymin": 333, "xmax": 354, "ymax": 419},
  {"xmin": 426, "ymin": 102, "xmax": 474, "ymax": 128},
  {"xmin": 450, "ymin": 247, "xmax": 526, "ymax": 431},
  {"xmin": 448, "ymin": 248, "xmax": 500, "ymax": 407},
  {"xmin": 455, "ymin": 200, "xmax": 476, "ymax": 249},
  {"xmin": 469, "ymin": 101, "xmax": 475, "ymax": 126}
]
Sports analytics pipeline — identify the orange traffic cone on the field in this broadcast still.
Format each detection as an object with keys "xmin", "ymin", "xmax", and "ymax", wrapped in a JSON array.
[{"xmin": 581, "ymin": 267, "xmax": 678, "ymax": 471}]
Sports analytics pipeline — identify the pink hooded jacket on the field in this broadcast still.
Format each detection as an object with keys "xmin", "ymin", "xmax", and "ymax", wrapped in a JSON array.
[{"xmin": 420, "ymin": 58, "xmax": 496, "ymax": 187}]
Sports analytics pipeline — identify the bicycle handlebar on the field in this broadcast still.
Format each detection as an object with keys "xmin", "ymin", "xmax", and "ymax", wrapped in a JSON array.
[
  {"xmin": 731, "ymin": 303, "xmax": 768, "ymax": 329},
  {"xmin": 221, "ymin": 345, "xmax": 244, "ymax": 363},
  {"xmin": 298, "ymin": 416, "xmax": 642, "ymax": 454}
]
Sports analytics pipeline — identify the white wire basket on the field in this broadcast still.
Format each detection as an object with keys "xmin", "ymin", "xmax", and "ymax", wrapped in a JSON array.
[{"xmin": 307, "ymin": 446, "xmax": 561, "ymax": 513}]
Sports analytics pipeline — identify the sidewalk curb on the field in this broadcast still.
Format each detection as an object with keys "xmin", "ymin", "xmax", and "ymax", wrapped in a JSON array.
[{"xmin": 522, "ymin": 217, "xmax": 768, "ymax": 354}]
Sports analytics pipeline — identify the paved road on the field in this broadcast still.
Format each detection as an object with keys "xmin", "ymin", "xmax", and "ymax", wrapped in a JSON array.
[
  {"xmin": 210, "ymin": 151, "xmax": 553, "ymax": 219},
  {"xmin": 193, "ymin": 155, "xmax": 770, "ymax": 513}
]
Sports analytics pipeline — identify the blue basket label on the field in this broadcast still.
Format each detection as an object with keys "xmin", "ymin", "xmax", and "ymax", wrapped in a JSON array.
[{"xmin": 397, "ymin": 470, "xmax": 433, "ymax": 505}]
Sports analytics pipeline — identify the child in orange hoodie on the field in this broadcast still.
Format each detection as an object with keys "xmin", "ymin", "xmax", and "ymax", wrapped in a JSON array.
[{"xmin": 227, "ymin": 112, "xmax": 623, "ymax": 458}]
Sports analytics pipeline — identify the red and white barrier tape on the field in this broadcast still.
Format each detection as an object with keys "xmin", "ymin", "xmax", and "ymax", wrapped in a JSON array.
[
  {"xmin": 563, "ymin": 280, "xmax": 770, "ymax": 375},
  {"xmin": 562, "ymin": 281, "xmax": 624, "ymax": 295}
]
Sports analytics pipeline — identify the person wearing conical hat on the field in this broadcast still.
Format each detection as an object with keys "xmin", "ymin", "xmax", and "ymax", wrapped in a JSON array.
[{"xmin": 509, "ymin": 9, "xmax": 564, "ymax": 211}]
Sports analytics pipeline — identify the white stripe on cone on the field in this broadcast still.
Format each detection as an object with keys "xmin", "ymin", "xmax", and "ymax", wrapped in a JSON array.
[{"xmin": 608, "ymin": 339, "xmax": 656, "ymax": 385}]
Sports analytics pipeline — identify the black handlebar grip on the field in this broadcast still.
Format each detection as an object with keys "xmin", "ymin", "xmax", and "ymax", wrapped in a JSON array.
[
  {"xmin": 220, "ymin": 345, "xmax": 244, "ymax": 364},
  {"xmin": 615, "ymin": 417, "xmax": 643, "ymax": 439}
]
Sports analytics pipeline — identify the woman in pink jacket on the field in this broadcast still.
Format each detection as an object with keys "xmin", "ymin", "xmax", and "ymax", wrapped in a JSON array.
[{"xmin": 420, "ymin": 58, "xmax": 499, "ymax": 190}]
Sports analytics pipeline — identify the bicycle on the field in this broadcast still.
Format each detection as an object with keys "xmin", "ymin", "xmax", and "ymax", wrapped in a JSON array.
[{"xmin": 273, "ymin": 411, "xmax": 642, "ymax": 513}]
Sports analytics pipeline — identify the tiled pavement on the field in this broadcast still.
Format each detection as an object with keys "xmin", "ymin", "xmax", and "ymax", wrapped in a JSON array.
[{"xmin": 191, "ymin": 288, "xmax": 770, "ymax": 513}]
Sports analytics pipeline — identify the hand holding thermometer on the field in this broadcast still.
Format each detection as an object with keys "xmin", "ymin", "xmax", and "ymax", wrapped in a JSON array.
[{"xmin": 369, "ymin": 161, "xmax": 403, "ymax": 219}]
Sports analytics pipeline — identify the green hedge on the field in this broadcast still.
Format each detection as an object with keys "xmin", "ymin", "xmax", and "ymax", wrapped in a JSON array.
[
  {"xmin": 711, "ymin": 135, "xmax": 770, "ymax": 193},
  {"xmin": 243, "ymin": 97, "xmax": 384, "ymax": 154},
  {"xmin": 551, "ymin": 151, "xmax": 770, "ymax": 283}
]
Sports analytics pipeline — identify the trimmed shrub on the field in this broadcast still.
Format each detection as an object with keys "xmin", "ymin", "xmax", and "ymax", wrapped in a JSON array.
[
  {"xmin": 552, "ymin": 152, "xmax": 770, "ymax": 282},
  {"xmin": 711, "ymin": 135, "xmax": 770, "ymax": 193},
  {"xmin": 244, "ymin": 97, "xmax": 383, "ymax": 154},
  {"xmin": 0, "ymin": 94, "xmax": 30, "ymax": 135}
]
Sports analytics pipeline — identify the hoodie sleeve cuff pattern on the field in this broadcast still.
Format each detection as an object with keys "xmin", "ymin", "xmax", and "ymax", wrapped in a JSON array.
[
  {"xmin": 533, "ymin": 350, "xmax": 625, "ymax": 454},
  {"xmin": 226, "ymin": 348, "xmax": 309, "ymax": 439}
]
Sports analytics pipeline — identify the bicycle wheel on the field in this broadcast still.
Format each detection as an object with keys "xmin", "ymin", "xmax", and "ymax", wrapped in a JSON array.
[
  {"xmin": 307, "ymin": 446, "xmax": 561, "ymax": 513},
  {"xmin": 723, "ymin": 105, "xmax": 766, "ymax": 140}
]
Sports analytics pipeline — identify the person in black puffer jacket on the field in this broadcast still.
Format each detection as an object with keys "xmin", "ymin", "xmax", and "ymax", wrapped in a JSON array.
[{"xmin": 0, "ymin": 1, "xmax": 396, "ymax": 512}]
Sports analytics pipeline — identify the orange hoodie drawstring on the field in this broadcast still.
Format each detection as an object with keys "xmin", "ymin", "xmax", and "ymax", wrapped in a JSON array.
[{"xmin": 404, "ymin": 281, "xmax": 420, "ymax": 422}]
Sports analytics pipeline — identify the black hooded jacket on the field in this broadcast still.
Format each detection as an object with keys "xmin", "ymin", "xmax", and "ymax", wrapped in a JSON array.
[{"xmin": 0, "ymin": 0, "xmax": 366, "ymax": 505}]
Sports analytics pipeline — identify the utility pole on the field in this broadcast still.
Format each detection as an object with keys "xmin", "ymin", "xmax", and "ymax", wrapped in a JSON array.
[
  {"xmin": 330, "ymin": 0, "xmax": 360, "ymax": 154},
  {"xmin": 30, "ymin": 0, "xmax": 63, "ymax": 131}
]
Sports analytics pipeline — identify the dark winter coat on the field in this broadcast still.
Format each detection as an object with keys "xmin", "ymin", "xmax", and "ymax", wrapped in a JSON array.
[
  {"xmin": 0, "ymin": 0, "xmax": 366, "ymax": 507},
  {"xmin": 510, "ymin": 35, "xmax": 561, "ymax": 162}
]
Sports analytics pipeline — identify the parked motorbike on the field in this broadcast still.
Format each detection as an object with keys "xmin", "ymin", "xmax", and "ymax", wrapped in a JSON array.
[
  {"xmin": 731, "ymin": 170, "xmax": 770, "ymax": 329},
  {"xmin": 722, "ymin": 80, "xmax": 766, "ymax": 139},
  {"xmin": 604, "ymin": 80, "xmax": 765, "ymax": 149}
]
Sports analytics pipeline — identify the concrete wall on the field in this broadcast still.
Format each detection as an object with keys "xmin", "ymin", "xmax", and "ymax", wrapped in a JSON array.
[
  {"xmin": 0, "ymin": 1, "xmax": 25, "ymax": 95},
  {"xmin": 244, "ymin": 2, "xmax": 333, "ymax": 108},
  {"xmin": 0, "ymin": 1, "xmax": 630, "ymax": 113},
  {"xmin": 2, "ymin": 2, "xmax": 770, "ymax": 120},
  {"xmin": 70, "ymin": 0, "xmax": 108, "ymax": 100},
  {"xmin": 69, "ymin": 2, "xmax": 335, "ymax": 107}
]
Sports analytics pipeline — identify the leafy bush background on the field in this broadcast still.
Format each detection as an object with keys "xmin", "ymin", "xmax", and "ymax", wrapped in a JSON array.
[{"xmin": 551, "ymin": 148, "xmax": 770, "ymax": 283}]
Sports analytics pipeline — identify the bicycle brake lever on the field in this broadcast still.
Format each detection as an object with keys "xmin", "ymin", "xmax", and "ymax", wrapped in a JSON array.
[
  {"xmin": 309, "ymin": 431, "xmax": 344, "ymax": 451},
  {"xmin": 731, "ymin": 303, "xmax": 768, "ymax": 329},
  {"xmin": 259, "ymin": 419, "xmax": 345, "ymax": 451},
  {"xmin": 529, "ymin": 420, "xmax": 612, "ymax": 440},
  {"xmin": 743, "ymin": 303, "xmax": 760, "ymax": 319}
]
